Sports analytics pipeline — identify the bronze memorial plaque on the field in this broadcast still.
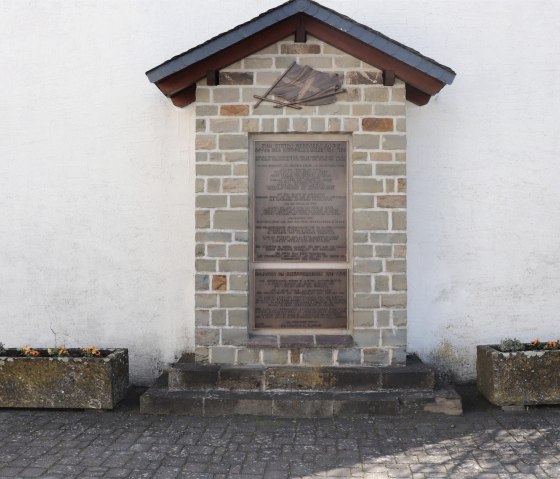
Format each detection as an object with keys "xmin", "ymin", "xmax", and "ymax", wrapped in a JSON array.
[
  {"xmin": 254, "ymin": 140, "xmax": 347, "ymax": 262},
  {"xmin": 254, "ymin": 270, "xmax": 348, "ymax": 329}
]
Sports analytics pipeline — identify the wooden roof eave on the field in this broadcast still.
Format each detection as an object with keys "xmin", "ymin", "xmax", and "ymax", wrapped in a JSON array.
[{"xmin": 155, "ymin": 13, "xmax": 446, "ymax": 107}]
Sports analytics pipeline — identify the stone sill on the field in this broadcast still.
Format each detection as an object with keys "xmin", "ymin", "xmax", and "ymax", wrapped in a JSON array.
[{"xmin": 246, "ymin": 335, "xmax": 354, "ymax": 349}]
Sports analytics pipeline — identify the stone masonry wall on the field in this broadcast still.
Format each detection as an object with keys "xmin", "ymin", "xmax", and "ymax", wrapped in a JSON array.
[{"xmin": 194, "ymin": 36, "xmax": 406, "ymax": 367}]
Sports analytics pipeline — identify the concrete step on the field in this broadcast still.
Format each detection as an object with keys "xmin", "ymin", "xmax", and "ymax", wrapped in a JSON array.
[
  {"xmin": 167, "ymin": 354, "xmax": 435, "ymax": 392},
  {"xmin": 139, "ymin": 386, "xmax": 462, "ymax": 417}
]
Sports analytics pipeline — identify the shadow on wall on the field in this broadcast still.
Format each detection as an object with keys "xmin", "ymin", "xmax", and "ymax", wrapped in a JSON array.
[{"xmin": 425, "ymin": 340, "xmax": 475, "ymax": 383}]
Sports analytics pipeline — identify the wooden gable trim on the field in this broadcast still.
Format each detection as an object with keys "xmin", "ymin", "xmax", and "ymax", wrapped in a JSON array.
[{"xmin": 155, "ymin": 13, "xmax": 445, "ymax": 107}]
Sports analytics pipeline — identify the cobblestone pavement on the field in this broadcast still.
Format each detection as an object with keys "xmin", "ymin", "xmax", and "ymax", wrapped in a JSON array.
[{"xmin": 2, "ymin": 388, "xmax": 560, "ymax": 479}]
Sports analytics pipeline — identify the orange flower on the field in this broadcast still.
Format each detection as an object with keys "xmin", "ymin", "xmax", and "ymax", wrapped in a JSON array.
[
  {"xmin": 31, "ymin": 350, "xmax": 39, "ymax": 357},
  {"xmin": 548, "ymin": 341, "xmax": 557, "ymax": 348},
  {"xmin": 530, "ymin": 339, "xmax": 540, "ymax": 346}
]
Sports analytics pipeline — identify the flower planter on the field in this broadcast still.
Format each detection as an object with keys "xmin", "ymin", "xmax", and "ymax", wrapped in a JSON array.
[
  {"xmin": 477, "ymin": 345, "xmax": 560, "ymax": 406},
  {"xmin": 0, "ymin": 348, "xmax": 129, "ymax": 409}
]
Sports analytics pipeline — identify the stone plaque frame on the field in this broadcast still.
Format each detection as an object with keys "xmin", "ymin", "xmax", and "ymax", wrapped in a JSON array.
[{"xmin": 249, "ymin": 134, "xmax": 353, "ymax": 333}]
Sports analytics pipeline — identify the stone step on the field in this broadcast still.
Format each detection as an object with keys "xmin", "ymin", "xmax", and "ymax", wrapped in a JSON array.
[
  {"xmin": 139, "ymin": 387, "xmax": 462, "ymax": 417},
  {"xmin": 167, "ymin": 354, "xmax": 435, "ymax": 392}
]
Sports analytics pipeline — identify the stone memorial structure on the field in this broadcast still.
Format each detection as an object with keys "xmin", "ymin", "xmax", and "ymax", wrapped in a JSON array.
[{"xmin": 145, "ymin": 0, "xmax": 455, "ymax": 371}]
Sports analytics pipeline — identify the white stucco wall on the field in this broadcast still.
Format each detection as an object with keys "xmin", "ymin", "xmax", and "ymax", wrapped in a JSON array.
[{"xmin": 1, "ymin": 0, "xmax": 559, "ymax": 383}]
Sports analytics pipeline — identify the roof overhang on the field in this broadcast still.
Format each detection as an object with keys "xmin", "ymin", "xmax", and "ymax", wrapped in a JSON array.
[{"xmin": 146, "ymin": 0, "xmax": 455, "ymax": 107}]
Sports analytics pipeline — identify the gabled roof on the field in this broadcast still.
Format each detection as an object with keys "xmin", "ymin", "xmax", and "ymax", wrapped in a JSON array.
[{"xmin": 146, "ymin": 0, "xmax": 455, "ymax": 107}]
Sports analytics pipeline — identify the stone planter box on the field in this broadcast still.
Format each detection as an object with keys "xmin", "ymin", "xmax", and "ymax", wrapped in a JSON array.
[
  {"xmin": 477, "ymin": 345, "xmax": 560, "ymax": 406},
  {"xmin": 0, "ymin": 348, "xmax": 129, "ymax": 409}
]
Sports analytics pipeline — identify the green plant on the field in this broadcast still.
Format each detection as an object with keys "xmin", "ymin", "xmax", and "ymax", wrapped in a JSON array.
[
  {"xmin": 82, "ymin": 346, "xmax": 101, "ymax": 358},
  {"xmin": 21, "ymin": 345, "xmax": 40, "ymax": 357},
  {"xmin": 0, "ymin": 342, "xmax": 5, "ymax": 355},
  {"xmin": 498, "ymin": 338, "xmax": 525, "ymax": 352},
  {"xmin": 48, "ymin": 345, "xmax": 69, "ymax": 357}
]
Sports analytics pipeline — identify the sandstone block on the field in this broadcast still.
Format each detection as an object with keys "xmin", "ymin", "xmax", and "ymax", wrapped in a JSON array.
[
  {"xmin": 353, "ymin": 311, "xmax": 374, "ymax": 327},
  {"xmin": 196, "ymin": 164, "xmax": 231, "ymax": 176},
  {"xmin": 196, "ymin": 105, "xmax": 218, "ymax": 116},
  {"xmin": 196, "ymin": 328, "xmax": 220, "ymax": 346},
  {"xmin": 302, "ymin": 349, "xmax": 334, "ymax": 366},
  {"xmin": 352, "ymin": 164, "xmax": 372, "ymax": 176},
  {"xmin": 196, "ymin": 211, "xmax": 210, "ymax": 229},
  {"xmin": 382, "ymin": 134, "xmax": 407, "ymax": 150},
  {"xmin": 376, "ymin": 310, "xmax": 390, "ymax": 328},
  {"xmin": 263, "ymin": 350, "xmax": 289, "ymax": 365},
  {"xmin": 374, "ymin": 275, "xmax": 389, "ymax": 292},
  {"xmin": 346, "ymin": 71, "xmax": 382, "ymax": 84},
  {"xmin": 209, "ymin": 119, "xmax": 239, "ymax": 133},
  {"xmin": 352, "ymin": 195, "xmax": 374, "ymax": 209},
  {"xmin": 213, "ymin": 210, "xmax": 247, "ymax": 230},
  {"xmin": 223, "ymin": 178, "xmax": 248, "ymax": 193},
  {"xmin": 211, "ymin": 347, "xmax": 236, "ymax": 364},
  {"xmin": 386, "ymin": 260, "xmax": 406, "ymax": 273},
  {"xmin": 207, "ymin": 244, "xmax": 226, "ymax": 257},
  {"xmin": 353, "ymin": 134, "xmax": 380, "ymax": 150},
  {"xmin": 353, "ymin": 275, "xmax": 371, "ymax": 293},
  {"xmin": 195, "ymin": 274, "xmax": 209, "ymax": 291},
  {"xmin": 212, "ymin": 275, "xmax": 227, "ymax": 291},
  {"xmin": 218, "ymin": 260, "xmax": 248, "ymax": 273},
  {"xmin": 352, "ymin": 178, "xmax": 383, "ymax": 193},
  {"xmin": 382, "ymin": 329, "xmax": 407, "ymax": 347},
  {"xmin": 299, "ymin": 56, "xmax": 332, "ymax": 68},
  {"xmin": 220, "ymin": 105, "xmax": 249, "ymax": 116},
  {"xmin": 230, "ymin": 195, "xmax": 248, "ymax": 207},
  {"xmin": 354, "ymin": 260, "xmax": 383, "ymax": 273},
  {"xmin": 219, "ymin": 72, "xmax": 254, "ymax": 85},
  {"xmin": 353, "ymin": 244, "xmax": 373, "ymax": 257},
  {"xmin": 375, "ymin": 104, "xmax": 405, "ymax": 116},
  {"xmin": 281, "ymin": 44, "xmax": 321, "ymax": 54},
  {"xmin": 219, "ymin": 134, "xmax": 247, "ymax": 150},
  {"xmin": 220, "ymin": 293, "xmax": 248, "ymax": 308},
  {"xmin": 353, "ymin": 211, "xmax": 388, "ymax": 230},
  {"xmin": 392, "ymin": 211, "xmax": 406, "ymax": 230},
  {"xmin": 392, "ymin": 275, "xmax": 407, "ymax": 291},
  {"xmin": 213, "ymin": 88, "xmax": 240, "ymax": 103},
  {"xmin": 362, "ymin": 118, "xmax": 394, "ymax": 132},
  {"xmin": 195, "ymin": 293, "xmax": 218, "ymax": 308},
  {"xmin": 376, "ymin": 164, "xmax": 406, "ymax": 176},
  {"xmin": 228, "ymin": 309, "xmax": 248, "ymax": 327},
  {"xmin": 195, "ymin": 135, "xmax": 216, "ymax": 150},
  {"xmin": 334, "ymin": 56, "xmax": 360, "ymax": 67},
  {"xmin": 195, "ymin": 310, "xmax": 209, "ymax": 326},
  {"xmin": 363, "ymin": 348, "xmax": 390, "ymax": 366},
  {"xmin": 244, "ymin": 57, "xmax": 273, "ymax": 69},
  {"xmin": 195, "ymin": 259, "xmax": 216, "ymax": 272},
  {"xmin": 353, "ymin": 294, "xmax": 380, "ymax": 308},
  {"xmin": 211, "ymin": 309, "xmax": 226, "ymax": 326},
  {"xmin": 229, "ymin": 273, "xmax": 248, "ymax": 291},
  {"xmin": 364, "ymin": 87, "xmax": 390, "ymax": 102},
  {"xmin": 354, "ymin": 330, "xmax": 381, "ymax": 347},
  {"xmin": 196, "ymin": 119, "xmax": 206, "ymax": 132},
  {"xmin": 196, "ymin": 232, "xmax": 231, "ymax": 242},
  {"xmin": 228, "ymin": 244, "xmax": 248, "ymax": 258},
  {"xmin": 237, "ymin": 348, "xmax": 261, "ymax": 365},
  {"xmin": 377, "ymin": 195, "xmax": 406, "ymax": 208},
  {"xmin": 393, "ymin": 310, "xmax": 407, "ymax": 327},
  {"xmin": 337, "ymin": 348, "xmax": 362, "ymax": 365},
  {"xmin": 196, "ymin": 195, "xmax": 227, "ymax": 208},
  {"xmin": 381, "ymin": 294, "xmax": 407, "ymax": 308}
]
